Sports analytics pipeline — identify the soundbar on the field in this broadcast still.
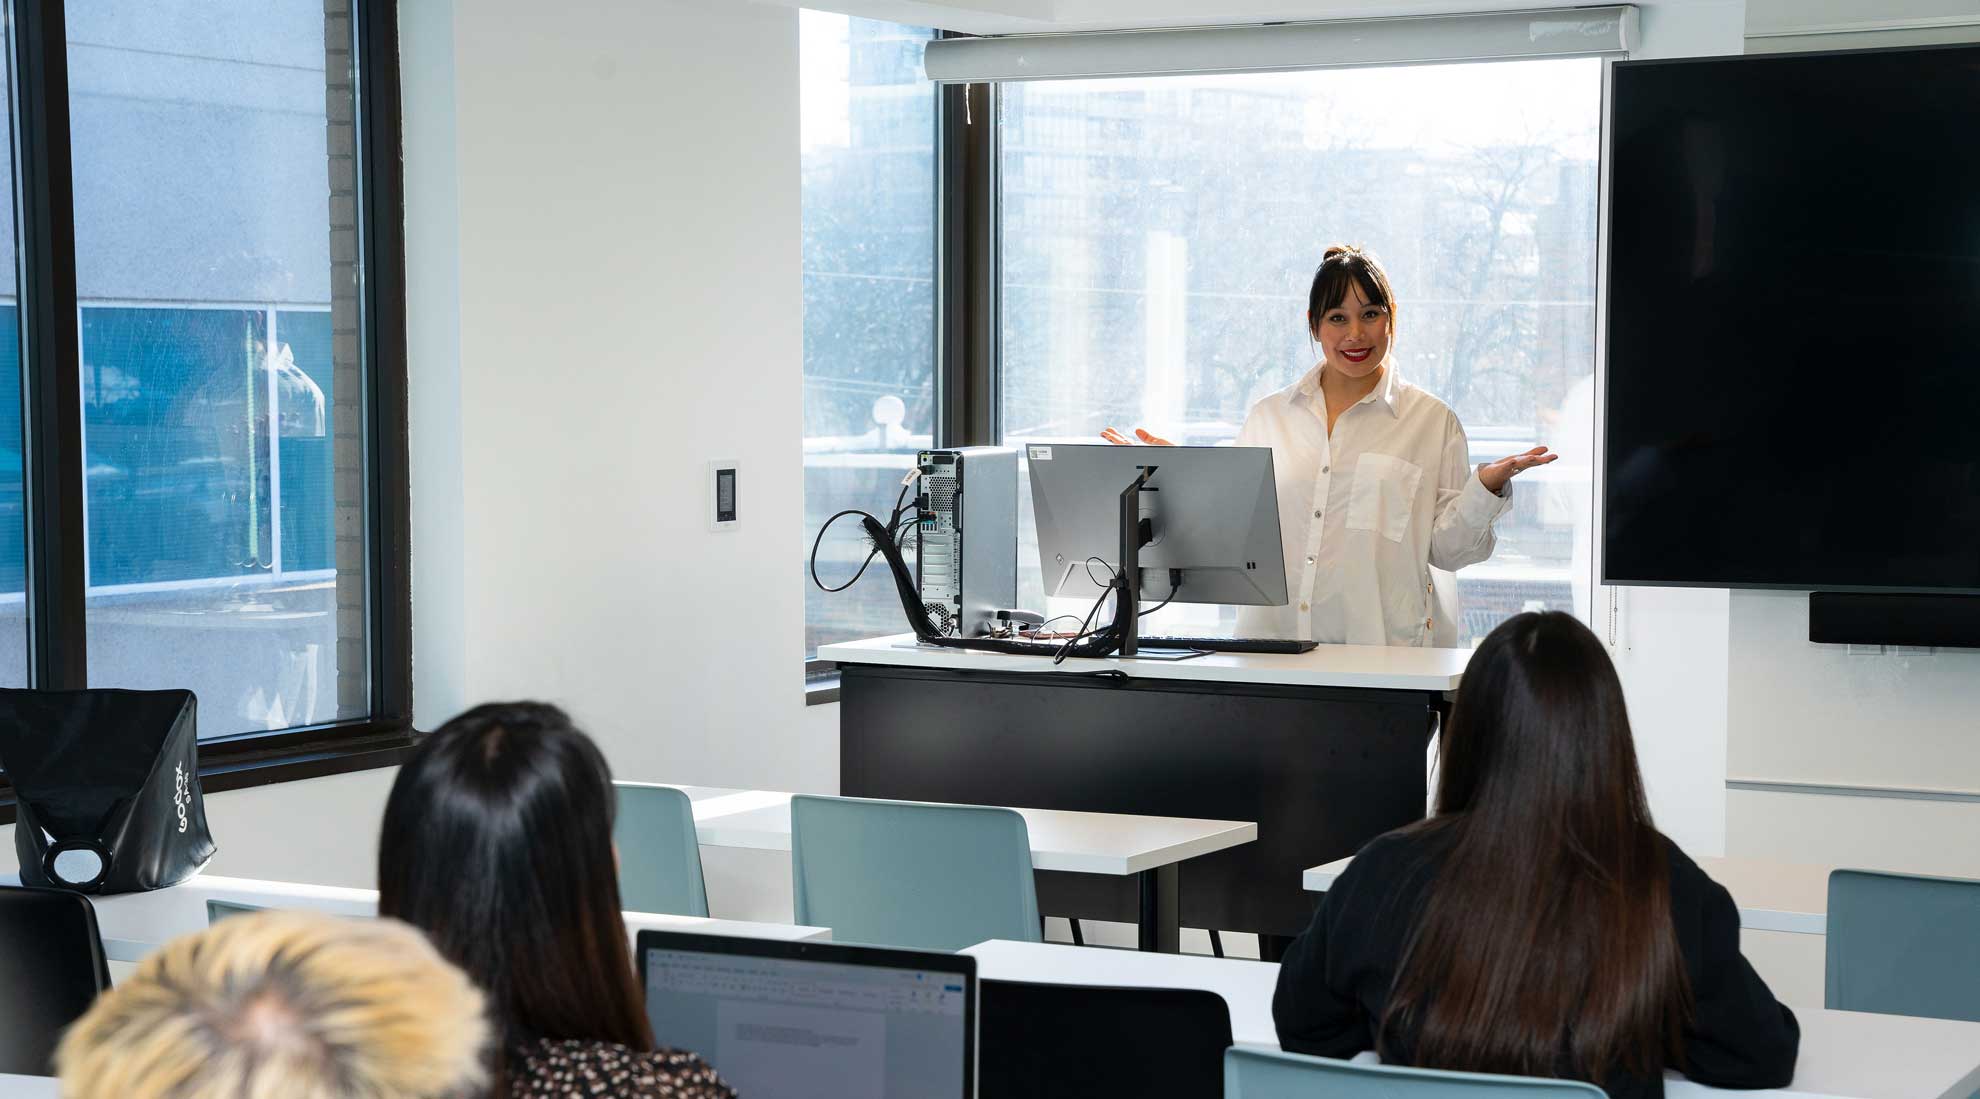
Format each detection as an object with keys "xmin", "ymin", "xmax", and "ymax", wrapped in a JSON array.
[{"xmin": 1808, "ymin": 592, "xmax": 1980, "ymax": 650}]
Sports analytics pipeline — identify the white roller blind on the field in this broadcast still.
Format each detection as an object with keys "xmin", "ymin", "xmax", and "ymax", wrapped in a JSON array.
[{"xmin": 922, "ymin": 6, "xmax": 1637, "ymax": 84}]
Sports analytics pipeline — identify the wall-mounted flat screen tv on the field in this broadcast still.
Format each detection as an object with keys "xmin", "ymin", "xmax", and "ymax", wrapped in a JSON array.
[{"xmin": 1604, "ymin": 44, "xmax": 1980, "ymax": 592}]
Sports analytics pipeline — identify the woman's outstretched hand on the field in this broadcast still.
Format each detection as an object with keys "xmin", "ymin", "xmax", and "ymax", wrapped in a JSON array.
[
  {"xmin": 1477, "ymin": 446, "xmax": 1558, "ymax": 495},
  {"xmin": 1101, "ymin": 426, "xmax": 1175, "ymax": 446}
]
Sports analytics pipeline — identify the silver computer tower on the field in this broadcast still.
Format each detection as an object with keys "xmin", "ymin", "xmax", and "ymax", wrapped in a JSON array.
[{"xmin": 915, "ymin": 447, "xmax": 1016, "ymax": 637}]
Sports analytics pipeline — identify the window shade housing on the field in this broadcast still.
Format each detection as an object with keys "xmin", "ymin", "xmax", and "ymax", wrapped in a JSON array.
[{"xmin": 921, "ymin": 6, "xmax": 1637, "ymax": 83}]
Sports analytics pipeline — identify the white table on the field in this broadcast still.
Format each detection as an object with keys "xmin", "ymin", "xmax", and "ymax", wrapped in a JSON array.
[
  {"xmin": 961, "ymin": 939, "xmax": 1980, "ymax": 1099},
  {"xmin": 0, "ymin": 1074, "xmax": 54, "ymax": 1097},
  {"xmin": 821, "ymin": 633, "xmax": 1470, "ymax": 692},
  {"xmin": 4, "ymin": 872, "xmax": 828, "ymax": 964},
  {"xmin": 1303, "ymin": 854, "xmax": 1832, "ymax": 935},
  {"xmin": 657, "ymin": 786, "xmax": 1256, "ymax": 953}
]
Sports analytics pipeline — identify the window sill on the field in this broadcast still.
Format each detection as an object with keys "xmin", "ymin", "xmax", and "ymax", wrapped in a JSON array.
[
  {"xmin": 0, "ymin": 720, "xmax": 422, "ymax": 826},
  {"xmin": 806, "ymin": 675, "xmax": 841, "ymax": 706}
]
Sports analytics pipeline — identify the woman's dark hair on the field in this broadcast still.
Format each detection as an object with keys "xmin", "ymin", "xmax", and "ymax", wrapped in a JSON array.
[
  {"xmin": 1382, "ymin": 612, "xmax": 1690, "ymax": 1082},
  {"xmin": 1307, "ymin": 243, "xmax": 1399, "ymax": 338},
  {"xmin": 378, "ymin": 701, "xmax": 652, "ymax": 1083}
]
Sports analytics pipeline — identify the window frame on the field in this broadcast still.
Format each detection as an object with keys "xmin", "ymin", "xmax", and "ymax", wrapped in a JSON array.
[{"xmin": 0, "ymin": 0, "xmax": 417, "ymax": 823}]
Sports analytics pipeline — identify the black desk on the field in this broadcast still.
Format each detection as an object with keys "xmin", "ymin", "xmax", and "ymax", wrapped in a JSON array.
[{"xmin": 823, "ymin": 636, "xmax": 1461, "ymax": 955}]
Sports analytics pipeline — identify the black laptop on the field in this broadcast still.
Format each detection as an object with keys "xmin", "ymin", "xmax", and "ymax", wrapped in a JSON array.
[{"xmin": 637, "ymin": 930, "xmax": 976, "ymax": 1099}]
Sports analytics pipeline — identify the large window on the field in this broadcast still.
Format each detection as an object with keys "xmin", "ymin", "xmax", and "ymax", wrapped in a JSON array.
[
  {"xmin": 800, "ymin": 12, "xmax": 939, "ymax": 665},
  {"xmin": 0, "ymin": 0, "xmax": 407, "ymax": 793},
  {"xmin": 65, "ymin": 1, "xmax": 372, "ymax": 737},
  {"xmin": 999, "ymin": 61, "xmax": 1602, "ymax": 642}
]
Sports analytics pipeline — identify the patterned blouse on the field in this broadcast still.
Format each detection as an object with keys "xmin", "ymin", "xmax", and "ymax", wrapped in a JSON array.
[{"xmin": 508, "ymin": 1037, "xmax": 737, "ymax": 1098}]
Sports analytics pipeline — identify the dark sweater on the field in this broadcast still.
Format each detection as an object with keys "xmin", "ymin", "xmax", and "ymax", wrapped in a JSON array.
[{"xmin": 1272, "ymin": 828, "xmax": 1800, "ymax": 1099}]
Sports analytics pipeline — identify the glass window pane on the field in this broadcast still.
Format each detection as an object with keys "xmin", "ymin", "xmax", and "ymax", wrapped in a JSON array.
[
  {"xmin": 70, "ymin": 0, "xmax": 368, "ymax": 735},
  {"xmin": 801, "ymin": 12, "xmax": 937, "ymax": 663},
  {"xmin": 998, "ymin": 60, "xmax": 1602, "ymax": 643},
  {"xmin": 0, "ymin": 1, "xmax": 21, "ymax": 686}
]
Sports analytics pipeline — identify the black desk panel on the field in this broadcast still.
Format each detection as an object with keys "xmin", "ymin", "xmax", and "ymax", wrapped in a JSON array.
[{"xmin": 839, "ymin": 663, "xmax": 1442, "ymax": 940}]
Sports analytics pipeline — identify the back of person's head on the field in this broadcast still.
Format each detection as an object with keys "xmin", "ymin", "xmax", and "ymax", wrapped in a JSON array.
[
  {"xmin": 377, "ymin": 701, "xmax": 653, "ymax": 1065},
  {"xmin": 55, "ymin": 909, "xmax": 486, "ymax": 1099},
  {"xmin": 1384, "ymin": 611, "xmax": 1689, "ymax": 1082}
]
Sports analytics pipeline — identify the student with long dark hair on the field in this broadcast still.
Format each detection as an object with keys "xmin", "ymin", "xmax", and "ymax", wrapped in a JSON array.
[
  {"xmin": 379, "ymin": 701, "xmax": 734, "ymax": 1099},
  {"xmin": 1273, "ymin": 612, "xmax": 1798, "ymax": 1097}
]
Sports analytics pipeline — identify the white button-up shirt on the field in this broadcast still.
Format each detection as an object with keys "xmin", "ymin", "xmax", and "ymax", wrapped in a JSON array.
[{"xmin": 1234, "ymin": 365, "xmax": 1511, "ymax": 647}]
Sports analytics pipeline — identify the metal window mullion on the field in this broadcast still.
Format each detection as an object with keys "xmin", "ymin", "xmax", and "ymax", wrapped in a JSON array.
[
  {"xmin": 12, "ymin": 0, "xmax": 87, "ymax": 690},
  {"xmin": 351, "ymin": 0, "xmax": 412, "ymax": 725},
  {"xmin": 961, "ymin": 80, "xmax": 999, "ymax": 447},
  {"xmin": 936, "ymin": 76, "xmax": 967, "ymax": 450}
]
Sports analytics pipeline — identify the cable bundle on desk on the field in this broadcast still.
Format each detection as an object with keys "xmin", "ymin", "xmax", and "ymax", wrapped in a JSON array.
[{"xmin": 808, "ymin": 484, "xmax": 1130, "ymax": 663}]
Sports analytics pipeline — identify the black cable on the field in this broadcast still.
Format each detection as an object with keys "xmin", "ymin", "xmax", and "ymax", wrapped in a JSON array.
[
  {"xmin": 1137, "ymin": 569, "xmax": 1183, "ymax": 618},
  {"xmin": 1053, "ymin": 583, "xmax": 1118, "ymax": 665},
  {"xmin": 808, "ymin": 482, "xmax": 913, "ymax": 594}
]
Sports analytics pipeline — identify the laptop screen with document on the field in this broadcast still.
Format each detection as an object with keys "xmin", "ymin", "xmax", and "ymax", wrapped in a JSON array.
[{"xmin": 638, "ymin": 930, "xmax": 975, "ymax": 1099}]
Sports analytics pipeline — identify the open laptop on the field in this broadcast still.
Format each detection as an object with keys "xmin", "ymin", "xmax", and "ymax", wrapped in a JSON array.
[{"xmin": 637, "ymin": 930, "xmax": 976, "ymax": 1099}]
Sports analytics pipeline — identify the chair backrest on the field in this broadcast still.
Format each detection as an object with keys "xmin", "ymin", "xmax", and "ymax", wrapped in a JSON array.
[
  {"xmin": 981, "ymin": 980, "xmax": 1230, "ymax": 1099},
  {"xmin": 612, "ymin": 783, "xmax": 710, "ymax": 918},
  {"xmin": 0, "ymin": 886, "xmax": 113, "ymax": 1075},
  {"xmin": 1827, "ymin": 867, "xmax": 1980, "ymax": 1022},
  {"xmin": 1224, "ymin": 1048, "xmax": 1608, "ymax": 1099},
  {"xmin": 206, "ymin": 898, "xmax": 267, "ymax": 924},
  {"xmin": 791, "ymin": 794, "xmax": 1041, "ymax": 951}
]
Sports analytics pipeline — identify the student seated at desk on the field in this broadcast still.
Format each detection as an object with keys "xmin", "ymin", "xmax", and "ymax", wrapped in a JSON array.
[
  {"xmin": 378, "ymin": 702, "xmax": 735, "ymax": 1099},
  {"xmin": 57, "ymin": 909, "xmax": 487, "ymax": 1099},
  {"xmin": 1273, "ymin": 612, "xmax": 1798, "ymax": 1099}
]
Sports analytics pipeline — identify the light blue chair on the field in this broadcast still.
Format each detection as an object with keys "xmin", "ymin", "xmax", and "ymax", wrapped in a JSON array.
[
  {"xmin": 1827, "ymin": 868, "xmax": 1980, "ymax": 1022},
  {"xmin": 205, "ymin": 899, "xmax": 266, "ymax": 924},
  {"xmin": 612, "ymin": 783, "xmax": 710, "ymax": 917},
  {"xmin": 790, "ymin": 794, "xmax": 1041, "ymax": 951},
  {"xmin": 1225, "ymin": 1048, "xmax": 1608, "ymax": 1098}
]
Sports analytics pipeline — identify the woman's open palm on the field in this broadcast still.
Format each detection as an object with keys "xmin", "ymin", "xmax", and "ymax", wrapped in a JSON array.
[{"xmin": 1100, "ymin": 426, "xmax": 1175, "ymax": 446}]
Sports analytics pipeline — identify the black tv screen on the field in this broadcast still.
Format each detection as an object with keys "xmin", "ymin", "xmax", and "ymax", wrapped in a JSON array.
[{"xmin": 1604, "ymin": 45, "xmax": 1980, "ymax": 592}]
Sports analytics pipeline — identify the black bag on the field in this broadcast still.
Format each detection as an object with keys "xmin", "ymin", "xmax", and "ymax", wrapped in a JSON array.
[{"xmin": 0, "ymin": 688, "xmax": 216, "ymax": 894}]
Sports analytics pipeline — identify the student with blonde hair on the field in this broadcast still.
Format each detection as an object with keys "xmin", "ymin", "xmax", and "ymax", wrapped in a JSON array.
[{"xmin": 56, "ymin": 909, "xmax": 488, "ymax": 1099}]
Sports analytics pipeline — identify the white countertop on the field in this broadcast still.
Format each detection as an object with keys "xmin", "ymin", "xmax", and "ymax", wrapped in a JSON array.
[
  {"xmin": 683, "ymin": 790, "xmax": 1256, "ymax": 877},
  {"xmin": 820, "ymin": 633, "xmax": 1469, "ymax": 692},
  {"xmin": 961, "ymin": 939, "xmax": 1980, "ymax": 1099},
  {"xmin": 1304, "ymin": 854, "xmax": 1832, "ymax": 935}
]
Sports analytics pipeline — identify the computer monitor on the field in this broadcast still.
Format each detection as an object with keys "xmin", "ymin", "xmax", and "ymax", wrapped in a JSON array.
[
  {"xmin": 1026, "ymin": 443, "xmax": 1289, "ymax": 608},
  {"xmin": 637, "ymin": 930, "xmax": 976, "ymax": 1099}
]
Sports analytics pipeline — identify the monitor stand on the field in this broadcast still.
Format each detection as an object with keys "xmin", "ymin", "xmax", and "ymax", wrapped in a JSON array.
[{"xmin": 1117, "ymin": 466, "xmax": 1155, "ymax": 656}]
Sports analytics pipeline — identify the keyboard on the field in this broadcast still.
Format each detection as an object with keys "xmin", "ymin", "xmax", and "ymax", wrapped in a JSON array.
[{"xmin": 1137, "ymin": 636, "xmax": 1318, "ymax": 654}]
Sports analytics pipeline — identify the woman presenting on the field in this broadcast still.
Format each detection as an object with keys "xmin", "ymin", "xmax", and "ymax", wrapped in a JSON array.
[{"xmin": 1104, "ymin": 245, "xmax": 1554, "ymax": 647}]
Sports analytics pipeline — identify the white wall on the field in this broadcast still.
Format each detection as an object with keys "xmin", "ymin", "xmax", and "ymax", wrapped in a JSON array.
[{"xmin": 406, "ymin": 0, "xmax": 826, "ymax": 795}]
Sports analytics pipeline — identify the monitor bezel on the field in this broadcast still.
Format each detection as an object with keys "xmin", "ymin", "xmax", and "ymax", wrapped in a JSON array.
[{"xmin": 1601, "ymin": 41, "xmax": 1980, "ymax": 594}]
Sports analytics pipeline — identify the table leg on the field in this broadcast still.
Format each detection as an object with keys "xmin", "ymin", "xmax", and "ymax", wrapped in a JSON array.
[{"xmin": 1137, "ymin": 864, "xmax": 1180, "ymax": 953}]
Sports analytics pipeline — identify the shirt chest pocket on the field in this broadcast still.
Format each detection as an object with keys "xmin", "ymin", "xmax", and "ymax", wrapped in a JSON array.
[{"xmin": 1346, "ymin": 452, "xmax": 1424, "ymax": 543}]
